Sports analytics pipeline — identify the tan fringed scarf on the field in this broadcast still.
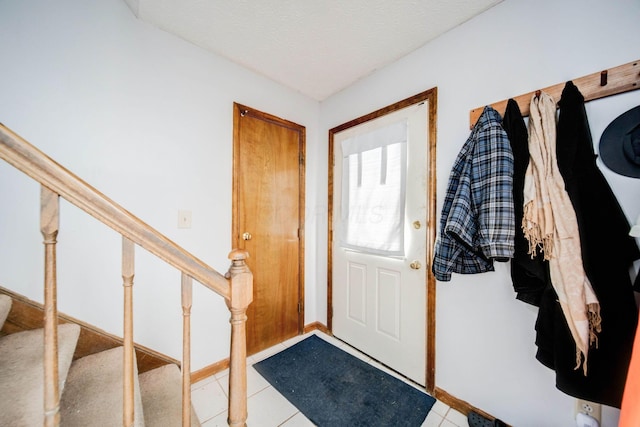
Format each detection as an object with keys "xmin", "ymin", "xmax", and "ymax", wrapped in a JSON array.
[{"xmin": 522, "ymin": 91, "xmax": 601, "ymax": 374}]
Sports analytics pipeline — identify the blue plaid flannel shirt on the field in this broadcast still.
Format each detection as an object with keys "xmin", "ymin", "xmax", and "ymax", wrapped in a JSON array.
[{"xmin": 432, "ymin": 106, "xmax": 515, "ymax": 281}]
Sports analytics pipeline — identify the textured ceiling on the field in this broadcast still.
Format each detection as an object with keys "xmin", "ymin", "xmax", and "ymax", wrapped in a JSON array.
[{"xmin": 124, "ymin": 0, "xmax": 503, "ymax": 101}]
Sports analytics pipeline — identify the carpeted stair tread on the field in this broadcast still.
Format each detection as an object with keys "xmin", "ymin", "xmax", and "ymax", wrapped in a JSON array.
[
  {"xmin": 0, "ymin": 294, "xmax": 11, "ymax": 329},
  {"xmin": 60, "ymin": 346, "xmax": 145, "ymax": 426},
  {"xmin": 0, "ymin": 323, "xmax": 81, "ymax": 426},
  {"xmin": 139, "ymin": 364, "xmax": 201, "ymax": 427}
]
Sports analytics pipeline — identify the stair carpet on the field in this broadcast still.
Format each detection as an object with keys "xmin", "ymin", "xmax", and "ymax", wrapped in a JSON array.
[{"xmin": 0, "ymin": 295, "xmax": 201, "ymax": 426}]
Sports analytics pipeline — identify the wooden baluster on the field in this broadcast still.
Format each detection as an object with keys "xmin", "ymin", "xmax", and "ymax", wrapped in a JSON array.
[
  {"xmin": 181, "ymin": 273, "xmax": 193, "ymax": 427},
  {"xmin": 122, "ymin": 237, "xmax": 135, "ymax": 427},
  {"xmin": 225, "ymin": 250, "xmax": 252, "ymax": 427},
  {"xmin": 41, "ymin": 186, "xmax": 60, "ymax": 427}
]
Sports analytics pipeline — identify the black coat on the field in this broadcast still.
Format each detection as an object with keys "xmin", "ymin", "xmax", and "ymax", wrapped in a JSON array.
[
  {"xmin": 502, "ymin": 99, "xmax": 550, "ymax": 306},
  {"xmin": 534, "ymin": 81, "xmax": 640, "ymax": 407}
]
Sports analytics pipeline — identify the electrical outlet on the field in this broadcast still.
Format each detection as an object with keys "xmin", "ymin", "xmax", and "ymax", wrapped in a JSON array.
[{"xmin": 575, "ymin": 399, "xmax": 601, "ymax": 424}]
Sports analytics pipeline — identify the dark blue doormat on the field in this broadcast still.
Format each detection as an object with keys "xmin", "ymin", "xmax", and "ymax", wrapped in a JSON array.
[{"xmin": 253, "ymin": 334, "xmax": 435, "ymax": 426}]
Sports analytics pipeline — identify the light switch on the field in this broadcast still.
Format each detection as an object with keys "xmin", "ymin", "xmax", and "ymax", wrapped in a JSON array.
[{"xmin": 178, "ymin": 210, "xmax": 192, "ymax": 229}]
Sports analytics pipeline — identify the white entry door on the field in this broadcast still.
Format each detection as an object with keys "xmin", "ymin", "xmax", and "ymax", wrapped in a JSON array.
[{"xmin": 332, "ymin": 101, "xmax": 428, "ymax": 385}]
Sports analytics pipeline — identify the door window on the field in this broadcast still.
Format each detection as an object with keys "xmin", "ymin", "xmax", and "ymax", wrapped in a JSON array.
[{"xmin": 339, "ymin": 119, "xmax": 408, "ymax": 257}]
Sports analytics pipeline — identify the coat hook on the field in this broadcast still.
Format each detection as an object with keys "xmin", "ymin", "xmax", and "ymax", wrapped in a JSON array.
[
  {"xmin": 600, "ymin": 70, "xmax": 608, "ymax": 86},
  {"xmin": 534, "ymin": 90, "xmax": 541, "ymax": 98}
]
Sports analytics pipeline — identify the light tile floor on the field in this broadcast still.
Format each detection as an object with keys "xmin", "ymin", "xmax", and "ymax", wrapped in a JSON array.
[{"xmin": 191, "ymin": 331, "xmax": 470, "ymax": 427}]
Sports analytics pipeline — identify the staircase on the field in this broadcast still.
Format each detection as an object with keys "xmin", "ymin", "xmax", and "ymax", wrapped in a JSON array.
[
  {"xmin": 0, "ymin": 294, "xmax": 200, "ymax": 426},
  {"xmin": 0, "ymin": 123, "xmax": 253, "ymax": 426}
]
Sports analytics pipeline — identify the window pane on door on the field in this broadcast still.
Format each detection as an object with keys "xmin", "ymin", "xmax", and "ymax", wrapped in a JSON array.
[{"xmin": 340, "ymin": 120, "xmax": 407, "ymax": 256}]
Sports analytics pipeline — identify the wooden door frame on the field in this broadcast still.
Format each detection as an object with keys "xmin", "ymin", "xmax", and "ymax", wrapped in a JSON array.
[
  {"xmin": 327, "ymin": 88, "xmax": 437, "ymax": 392},
  {"xmin": 232, "ymin": 102, "xmax": 306, "ymax": 335}
]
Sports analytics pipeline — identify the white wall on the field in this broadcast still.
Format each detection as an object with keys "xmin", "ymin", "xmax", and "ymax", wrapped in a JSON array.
[
  {"xmin": 319, "ymin": 0, "xmax": 640, "ymax": 426},
  {"xmin": 0, "ymin": 0, "xmax": 321, "ymax": 370},
  {"xmin": 2, "ymin": 0, "xmax": 639, "ymax": 425}
]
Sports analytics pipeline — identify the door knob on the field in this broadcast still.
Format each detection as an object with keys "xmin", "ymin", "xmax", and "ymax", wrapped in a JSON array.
[
  {"xmin": 409, "ymin": 260, "xmax": 421, "ymax": 270},
  {"xmin": 242, "ymin": 232, "xmax": 252, "ymax": 241}
]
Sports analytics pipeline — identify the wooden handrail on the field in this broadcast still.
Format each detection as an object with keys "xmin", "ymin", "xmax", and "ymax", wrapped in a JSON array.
[
  {"xmin": 2, "ymin": 122, "xmax": 252, "ymax": 426},
  {"xmin": 0, "ymin": 124, "xmax": 230, "ymax": 298}
]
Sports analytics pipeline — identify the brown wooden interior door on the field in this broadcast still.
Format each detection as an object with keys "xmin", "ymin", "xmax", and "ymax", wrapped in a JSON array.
[{"xmin": 233, "ymin": 103, "xmax": 305, "ymax": 355}]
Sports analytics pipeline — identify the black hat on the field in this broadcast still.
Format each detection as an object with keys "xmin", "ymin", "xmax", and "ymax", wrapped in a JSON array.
[{"xmin": 599, "ymin": 105, "xmax": 640, "ymax": 178}]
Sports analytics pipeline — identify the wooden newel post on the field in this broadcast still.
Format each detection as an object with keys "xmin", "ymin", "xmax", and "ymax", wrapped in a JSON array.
[
  {"xmin": 41, "ymin": 186, "xmax": 60, "ymax": 427},
  {"xmin": 225, "ymin": 249, "xmax": 253, "ymax": 427}
]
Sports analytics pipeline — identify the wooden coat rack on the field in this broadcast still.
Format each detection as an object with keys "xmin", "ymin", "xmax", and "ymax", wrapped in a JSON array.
[{"xmin": 469, "ymin": 59, "xmax": 640, "ymax": 128}]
